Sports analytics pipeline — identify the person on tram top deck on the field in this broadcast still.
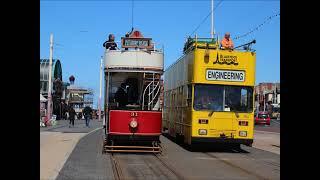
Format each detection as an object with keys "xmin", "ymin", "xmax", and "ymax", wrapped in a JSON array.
[
  {"xmin": 103, "ymin": 34, "xmax": 118, "ymax": 50},
  {"xmin": 221, "ymin": 32, "xmax": 234, "ymax": 50}
]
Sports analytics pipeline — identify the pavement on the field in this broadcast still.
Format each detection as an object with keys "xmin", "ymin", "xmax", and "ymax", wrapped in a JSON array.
[
  {"xmin": 56, "ymin": 129, "xmax": 114, "ymax": 180},
  {"xmin": 56, "ymin": 131, "xmax": 279, "ymax": 180},
  {"xmin": 253, "ymin": 119, "xmax": 280, "ymax": 154},
  {"xmin": 41, "ymin": 118, "xmax": 280, "ymax": 180},
  {"xmin": 40, "ymin": 119, "xmax": 103, "ymax": 180}
]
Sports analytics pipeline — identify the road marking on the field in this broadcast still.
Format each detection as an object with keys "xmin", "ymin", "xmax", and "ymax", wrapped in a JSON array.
[
  {"xmin": 255, "ymin": 130, "xmax": 280, "ymax": 135},
  {"xmin": 271, "ymin": 119, "xmax": 280, "ymax": 125},
  {"xmin": 86, "ymin": 127, "xmax": 103, "ymax": 136}
]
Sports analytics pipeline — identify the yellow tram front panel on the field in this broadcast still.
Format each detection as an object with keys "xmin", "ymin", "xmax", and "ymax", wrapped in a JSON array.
[{"xmin": 190, "ymin": 48, "xmax": 256, "ymax": 143}]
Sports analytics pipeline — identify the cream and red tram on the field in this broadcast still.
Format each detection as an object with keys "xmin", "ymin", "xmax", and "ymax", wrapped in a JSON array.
[{"xmin": 103, "ymin": 30, "xmax": 164, "ymax": 153}]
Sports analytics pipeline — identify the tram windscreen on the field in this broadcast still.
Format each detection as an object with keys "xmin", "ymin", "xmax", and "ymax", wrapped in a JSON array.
[{"xmin": 194, "ymin": 84, "xmax": 253, "ymax": 112}]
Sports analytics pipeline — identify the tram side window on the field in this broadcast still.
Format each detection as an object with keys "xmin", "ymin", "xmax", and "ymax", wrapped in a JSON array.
[{"xmin": 187, "ymin": 85, "xmax": 192, "ymax": 106}]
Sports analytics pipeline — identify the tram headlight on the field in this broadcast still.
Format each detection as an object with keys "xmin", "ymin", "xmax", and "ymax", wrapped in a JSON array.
[
  {"xmin": 129, "ymin": 119, "xmax": 138, "ymax": 128},
  {"xmin": 199, "ymin": 129, "xmax": 207, "ymax": 135},
  {"xmin": 239, "ymin": 131, "xmax": 247, "ymax": 137}
]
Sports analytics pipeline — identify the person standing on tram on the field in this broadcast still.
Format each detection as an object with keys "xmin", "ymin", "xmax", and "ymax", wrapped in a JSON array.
[
  {"xmin": 221, "ymin": 32, "xmax": 234, "ymax": 50},
  {"xmin": 103, "ymin": 34, "xmax": 118, "ymax": 50},
  {"xmin": 115, "ymin": 83, "xmax": 128, "ymax": 109}
]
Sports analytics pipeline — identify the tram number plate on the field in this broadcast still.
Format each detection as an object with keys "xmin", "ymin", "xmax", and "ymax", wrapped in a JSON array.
[
  {"xmin": 206, "ymin": 69, "xmax": 245, "ymax": 82},
  {"xmin": 131, "ymin": 112, "xmax": 138, "ymax": 117}
]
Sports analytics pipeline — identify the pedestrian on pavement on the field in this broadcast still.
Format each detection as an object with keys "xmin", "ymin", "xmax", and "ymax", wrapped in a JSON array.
[
  {"xmin": 83, "ymin": 106, "xmax": 93, "ymax": 128},
  {"xmin": 221, "ymin": 32, "xmax": 234, "ymax": 50},
  {"xmin": 68, "ymin": 106, "xmax": 76, "ymax": 128}
]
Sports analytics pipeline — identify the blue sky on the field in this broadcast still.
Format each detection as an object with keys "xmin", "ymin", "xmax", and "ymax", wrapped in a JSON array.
[{"xmin": 40, "ymin": 0, "xmax": 280, "ymax": 108}]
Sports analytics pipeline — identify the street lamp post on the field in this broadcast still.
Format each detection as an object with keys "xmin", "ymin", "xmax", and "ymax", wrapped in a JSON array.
[
  {"xmin": 46, "ymin": 33, "xmax": 54, "ymax": 124},
  {"xmin": 98, "ymin": 56, "xmax": 103, "ymax": 122},
  {"xmin": 263, "ymin": 90, "xmax": 266, "ymax": 112}
]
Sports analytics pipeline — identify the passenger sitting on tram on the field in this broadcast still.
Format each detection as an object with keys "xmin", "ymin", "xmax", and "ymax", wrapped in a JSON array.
[
  {"xmin": 195, "ymin": 91, "xmax": 223, "ymax": 111},
  {"xmin": 114, "ymin": 83, "xmax": 128, "ymax": 108},
  {"xmin": 220, "ymin": 32, "xmax": 234, "ymax": 50},
  {"xmin": 103, "ymin": 34, "xmax": 118, "ymax": 50}
]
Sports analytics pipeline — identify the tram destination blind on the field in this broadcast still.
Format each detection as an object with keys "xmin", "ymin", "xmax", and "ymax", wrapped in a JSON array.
[
  {"xmin": 122, "ymin": 38, "xmax": 152, "ymax": 49},
  {"xmin": 206, "ymin": 69, "xmax": 245, "ymax": 82}
]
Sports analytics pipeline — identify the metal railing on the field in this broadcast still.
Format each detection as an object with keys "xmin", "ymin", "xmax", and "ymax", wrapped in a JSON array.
[
  {"xmin": 142, "ymin": 80, "xmax": 161, "ymax": 110},
  {"xmin": 104, "ymin": 41, "xmax": 164, "ymax": 53}
]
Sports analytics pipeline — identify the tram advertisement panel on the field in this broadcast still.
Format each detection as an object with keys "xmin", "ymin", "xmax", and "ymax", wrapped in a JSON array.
[
  {"xmin": 206, "ymin": 69, "xmax": 245, "ymax": 82},
  {"xmin": 193, "ymin": 49, "xmax": 256, "ymax": 86}
]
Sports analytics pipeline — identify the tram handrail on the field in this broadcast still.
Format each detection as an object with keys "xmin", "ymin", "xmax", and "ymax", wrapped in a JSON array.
[
  {"xmin": 148, "ymin": 83, "xmax": 161, "ymax": 107},
  {"xmin": 148, "ymin": 81, "xmax": 160, "ymax": 96},
  {"xmin": 104, "ymin": 41, "xmax": 164, "ymax": 52},
  {"xmin": 142, "ymin": 81, "xmax": 153, "ymax": 110},
  {"xmin": 142, "ymin": 80, "xmax": 160, "ymax": 110}
]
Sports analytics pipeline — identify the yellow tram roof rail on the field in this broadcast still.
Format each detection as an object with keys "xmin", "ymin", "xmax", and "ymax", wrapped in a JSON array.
[{"xmin": 183, "ymin": 35, "xmax": 219, "ymax": 54}]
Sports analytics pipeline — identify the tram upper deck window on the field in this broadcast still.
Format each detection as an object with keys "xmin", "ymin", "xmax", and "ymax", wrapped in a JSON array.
[{"xmin": 193, "ymin": 84, "xmax": 253, "ymax": 112}]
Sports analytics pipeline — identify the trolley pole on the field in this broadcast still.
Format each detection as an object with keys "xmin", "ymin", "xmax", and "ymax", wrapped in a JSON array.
[
  {"xmin": 211, "ymin": 0, "xmax": 214, "ymax": 38},
  {"xmin": 98, "ymin": 56, "xmax": 103, "ymax": 122},
  {"xmin": 46, "ymin": 33, "xmax": 53, "ymax": 124}
]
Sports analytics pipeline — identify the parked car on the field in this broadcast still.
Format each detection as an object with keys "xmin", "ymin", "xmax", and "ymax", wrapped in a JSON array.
[{"xmin": 255, "ymin": 111, "xmax": 271, "ymax": 125}]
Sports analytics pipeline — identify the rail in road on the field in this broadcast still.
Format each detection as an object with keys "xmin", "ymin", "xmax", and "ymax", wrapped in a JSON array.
[{"xmin": 110, "ymin": 152, "xmax": 186, "ymax": 180}]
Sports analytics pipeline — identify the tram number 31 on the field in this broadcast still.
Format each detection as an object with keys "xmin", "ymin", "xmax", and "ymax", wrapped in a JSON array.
[{"xmin": 131, "ymin": 112, "xmax": 138, "ymax": 117}]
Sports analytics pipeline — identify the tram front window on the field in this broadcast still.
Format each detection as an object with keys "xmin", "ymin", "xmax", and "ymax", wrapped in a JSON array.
[
  {"xmin": 193, "ymin": 84, "xmax": 253, "ymax": 112},
  {"xmin": 194, "ymin": 84, "xmax": 223, "ymax": 111}
]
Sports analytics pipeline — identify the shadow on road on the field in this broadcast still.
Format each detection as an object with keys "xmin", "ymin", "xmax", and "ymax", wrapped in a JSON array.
[{"xmin": 162, "ymin": 133, "xmax": 250, "ymax": 153}]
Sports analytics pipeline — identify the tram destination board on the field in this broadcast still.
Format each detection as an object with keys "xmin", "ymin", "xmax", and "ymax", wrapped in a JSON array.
[
  {"xmin": 206, "ymin": 69, "xmax": 245, "ymax": 82},
  {"xmin": 121, "ymin": 37, "xmax": 152, "ymax": 49}
]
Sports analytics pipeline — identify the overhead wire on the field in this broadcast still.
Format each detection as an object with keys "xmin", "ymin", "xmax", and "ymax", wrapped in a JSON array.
[
  {"xmin": 188, "ymin": 0, "xmax": 224, "ymax": 37},
  {"xmin": 233, "ymin": 10, "xmax": 280, "ymax": 40}
]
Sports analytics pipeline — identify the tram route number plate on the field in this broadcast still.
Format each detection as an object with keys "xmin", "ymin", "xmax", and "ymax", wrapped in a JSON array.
[{"xmin": 206, "ymin": 69, "xmax": 245, "ymax": 82}]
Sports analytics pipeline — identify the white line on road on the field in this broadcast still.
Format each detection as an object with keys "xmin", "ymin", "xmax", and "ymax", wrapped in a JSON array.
[
  {"xmin": 255, "ymin": 130, "xmax": 280, "ymax": 135},
  {"xmin": 271, "ymin": 119, "xmax": 280, "ymax": 125}
]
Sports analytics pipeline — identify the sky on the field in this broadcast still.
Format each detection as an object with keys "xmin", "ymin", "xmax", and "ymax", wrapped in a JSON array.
[{"xmin": 40, "ymin": 0, "xmax": 280, "ymax": 109}]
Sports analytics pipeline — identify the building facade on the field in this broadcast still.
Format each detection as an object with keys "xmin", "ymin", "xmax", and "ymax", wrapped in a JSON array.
[
  {"xmin": 40, "ymin": 59, "xmax": 63, "ymax": 97},
  {"xmin": 254, "ymin": 82, "xmax": 280, "ymax": 111}
]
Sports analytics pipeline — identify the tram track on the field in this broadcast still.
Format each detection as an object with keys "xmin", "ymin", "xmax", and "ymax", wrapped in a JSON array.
[
  {"xmin": 230, "ymin": 147, "xmax": 280, "ymax": 168},
  {"xmin": 110, "ymin": 152, "xmax": 186, "ymax": 180},
  {"xmin": 154, "ymin": 153, "xmax": 186, "ymax": 180},
  {"xmin": 110, "ymin": 153, "xmax": 125, "ymax": 180},
  {"xmin": 204, "ymin": 152, "xmax": 268, "ymax": 180}
]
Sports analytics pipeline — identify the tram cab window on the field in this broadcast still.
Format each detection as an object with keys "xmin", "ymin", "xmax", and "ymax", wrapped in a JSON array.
[
  {"xmin": 194, "ymin": 84, "xmax": 223, "ymax": 111},
  {"xmin": 193, "ymin": 84, "xmax": 253, "ymax": 112},
  {"xmin": 225, "ymin": 86, "xmax": 253, "ymax": 112}
]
